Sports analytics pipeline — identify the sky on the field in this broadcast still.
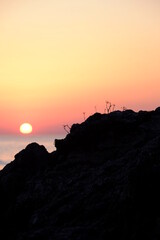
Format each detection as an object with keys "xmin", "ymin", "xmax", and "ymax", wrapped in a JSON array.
[{"xmin": 0, "ymin": 0, "xmax": 160, "ymax": 134}]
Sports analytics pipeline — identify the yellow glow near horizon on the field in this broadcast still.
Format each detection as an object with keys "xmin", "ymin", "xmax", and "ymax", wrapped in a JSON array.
[
  {"xmin": 20, "ymin": 123, "xmax": 32, "ymax": 134},
  {"xmin": 0, "ymin": 0, "xmax": 160, "ymax": 134}
]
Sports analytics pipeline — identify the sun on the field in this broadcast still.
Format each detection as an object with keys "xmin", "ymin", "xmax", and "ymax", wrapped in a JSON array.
[{"xmin": 20, "ymin": 123, "xmax": 33, "ymax": 134}]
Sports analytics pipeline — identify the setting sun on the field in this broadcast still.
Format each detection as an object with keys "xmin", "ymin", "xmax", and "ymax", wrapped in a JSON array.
[{"xmin": 20, "ymin": 123, "xmax": 33, "ymax": 134}]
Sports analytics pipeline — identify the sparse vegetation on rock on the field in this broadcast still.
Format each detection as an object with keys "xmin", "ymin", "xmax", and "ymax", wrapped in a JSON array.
[{"xmin": 1, "ymin": 108, "xmax": 160, "ymax": 239}]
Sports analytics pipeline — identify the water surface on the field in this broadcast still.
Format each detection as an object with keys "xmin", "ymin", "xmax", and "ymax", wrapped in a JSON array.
[{"xmin": 0, "ymin": 134, "xmax": 65, "ymax": 170}]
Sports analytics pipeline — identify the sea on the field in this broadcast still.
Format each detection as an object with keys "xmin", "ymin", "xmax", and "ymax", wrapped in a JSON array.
[{"xmin": 0, "ymin": 134, "xmax": 65, "ymax": 170}]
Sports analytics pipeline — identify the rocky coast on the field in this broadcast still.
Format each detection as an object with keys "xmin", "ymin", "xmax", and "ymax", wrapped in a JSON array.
[{"xmin": 1, "ymin": 108, "xmax": 160, "ymax": 239}]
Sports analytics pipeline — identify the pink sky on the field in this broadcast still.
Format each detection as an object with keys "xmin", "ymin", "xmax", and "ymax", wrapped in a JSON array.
[{"xmin": 0, "ymin": 0, "xmax": 160, "ymax": 134}]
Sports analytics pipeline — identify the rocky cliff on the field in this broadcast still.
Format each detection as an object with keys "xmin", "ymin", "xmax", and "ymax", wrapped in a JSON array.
[{"xmin": 1, "ymin": 108, "xmax": 160, "ymax": 239}]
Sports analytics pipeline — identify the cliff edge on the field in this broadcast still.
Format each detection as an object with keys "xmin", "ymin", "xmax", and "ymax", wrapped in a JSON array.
[{"xmin": 1, "ymin": 108, "xmax": 160, "ymax": 239}]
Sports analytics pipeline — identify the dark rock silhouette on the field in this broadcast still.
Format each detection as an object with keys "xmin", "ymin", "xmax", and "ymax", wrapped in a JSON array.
[{"xmin": 1, "ymin": 108, "xmax": 160, "ymax": 239}]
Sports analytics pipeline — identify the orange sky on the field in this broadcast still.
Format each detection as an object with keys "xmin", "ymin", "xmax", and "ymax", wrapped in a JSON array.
[{"xmin": 0, "ymin": 0, "xmax": 160, "ymax": 134}]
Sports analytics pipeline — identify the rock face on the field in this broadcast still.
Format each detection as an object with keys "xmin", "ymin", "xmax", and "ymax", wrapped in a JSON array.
[{"xmin": 1, "ymin": 108, "xmax": 160, "ymax": 239}]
